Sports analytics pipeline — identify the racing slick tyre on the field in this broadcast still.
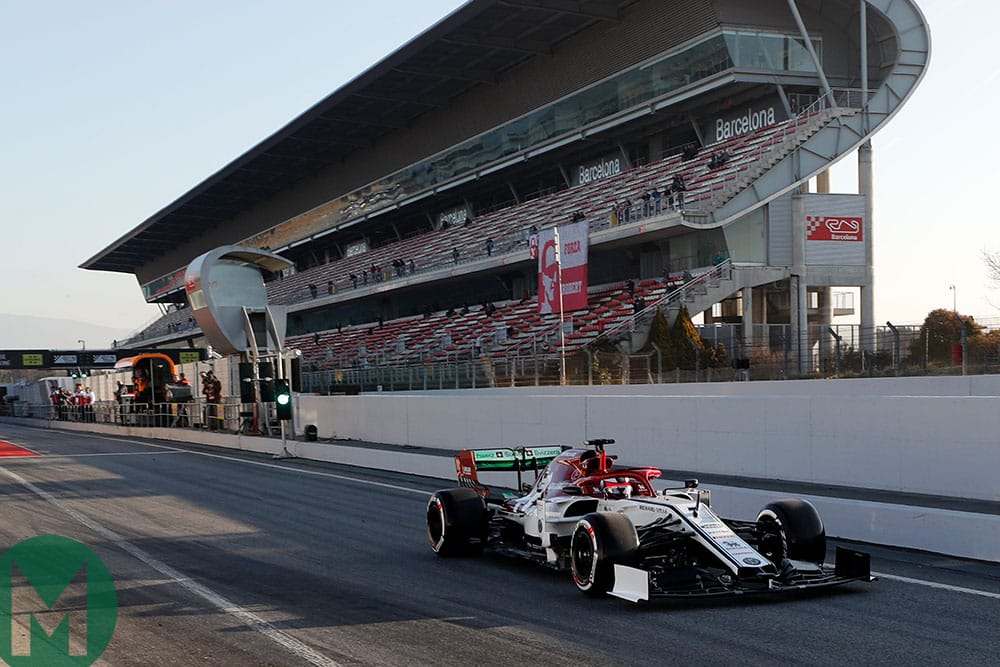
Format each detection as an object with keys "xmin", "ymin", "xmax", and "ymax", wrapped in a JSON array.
[
  {"xmin": 570, "ymin": 512, "xmax": 639, "ymax": 597},
  {"xmin": 756, "ymin": 499, "xmax": 826, "ymax": 565},
  {"xmin": 427, "ymin": 488, "xmax": 489, "ymax": 557}
]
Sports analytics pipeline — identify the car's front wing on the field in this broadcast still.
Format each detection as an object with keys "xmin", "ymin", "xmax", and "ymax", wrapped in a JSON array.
[{"xmin": 610, "ymin": 546, "xmax": 873, "ymax": 602}]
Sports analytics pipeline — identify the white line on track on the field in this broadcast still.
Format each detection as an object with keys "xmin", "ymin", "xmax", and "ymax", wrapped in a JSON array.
[
  {"xmin": 0, "ymin": 465, "xmax": 341, "ymax": 667},
  {"xmin": 13, "ymin": 450, "xmax": 188, "ymax": 459},
  {"xmin": 73, "ymin": 432, "xmax": 432, "ymax": 497},
  {"xmin": 872, "ymin": 571, "xmax": 1000, "ymax": 600}
]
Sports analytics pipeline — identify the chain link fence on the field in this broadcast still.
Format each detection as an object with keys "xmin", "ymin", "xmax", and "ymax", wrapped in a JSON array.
[{"xmin": 298, "ymin": 317, "xmax": 1000, "ymax": 392}]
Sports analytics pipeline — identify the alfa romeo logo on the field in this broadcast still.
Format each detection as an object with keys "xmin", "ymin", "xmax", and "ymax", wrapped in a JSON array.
[{"xmin": 0, "ymin": 535, "xmax": 117, "ymax": 665}]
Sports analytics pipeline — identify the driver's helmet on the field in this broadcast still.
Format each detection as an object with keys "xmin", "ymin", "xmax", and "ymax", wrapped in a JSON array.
[{"xmin": 603, "ymin": 478, "xmax": 632, "ymax": 499}]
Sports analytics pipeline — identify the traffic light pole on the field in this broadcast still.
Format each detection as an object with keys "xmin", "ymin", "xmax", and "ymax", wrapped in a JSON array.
[{"xmin": 273, "ymin": 354, "xmax": 295, "ymax": 460}]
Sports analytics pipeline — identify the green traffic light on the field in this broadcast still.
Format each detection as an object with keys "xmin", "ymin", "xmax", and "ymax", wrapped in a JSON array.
[{"xmin": 274, "ymin": 378, "xmax": 292, "ymax": 420}]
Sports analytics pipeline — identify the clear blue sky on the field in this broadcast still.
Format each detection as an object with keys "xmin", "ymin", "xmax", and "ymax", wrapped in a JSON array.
[{"xmin": 1, "ymin": 0, "xmax": 995, "ymax": 346}]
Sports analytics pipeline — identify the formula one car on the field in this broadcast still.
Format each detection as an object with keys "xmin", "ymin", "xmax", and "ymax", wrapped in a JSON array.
[{"xmin": 427, "ymin": 439, "xmax": 871, "ymax": 601}]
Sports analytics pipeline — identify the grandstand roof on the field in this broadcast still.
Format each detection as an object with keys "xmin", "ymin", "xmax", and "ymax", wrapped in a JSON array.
[{"xmin": 80, "ymin": 0, "xmax": 639, "ymax": 274}]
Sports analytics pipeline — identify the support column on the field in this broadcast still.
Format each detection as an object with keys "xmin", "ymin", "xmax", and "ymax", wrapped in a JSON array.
[
  {"xmin": 859, "ymin": 142, "xmax": 875, "ymax": 356},
  {"xmin": 819, "ymin": 287, "xmax": 834, "ymax": 369},
  {"xmin": 791, "ymin": 192, "xmax": 808, "ymax": 375},
  {"xmin": 816, "ymin": 167, "xmax": 832, "ymax": 368},
  {"xmin": 742, "ymin": 286, "xmax": 754, "ymax": 348},
  {"xmin": 816, "ymin": 169, "xmax": 830, "ymax": 193}
]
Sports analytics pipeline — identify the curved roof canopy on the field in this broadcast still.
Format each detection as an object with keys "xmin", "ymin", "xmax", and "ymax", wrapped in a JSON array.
[{"xmin": 81, "ymin": 0, "xmax": 637, "ymax": 274}]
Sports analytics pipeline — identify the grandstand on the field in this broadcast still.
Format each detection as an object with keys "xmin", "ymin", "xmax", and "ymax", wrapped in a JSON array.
[{"xmin": 82, "ymin": 0, "xmax": 930, "ymax": 387}]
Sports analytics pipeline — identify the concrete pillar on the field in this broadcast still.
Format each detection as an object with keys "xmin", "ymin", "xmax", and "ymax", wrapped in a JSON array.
[
  {"xmin": 815, "ymin": 170, "xmax": 832, "ymax": 367},
  {"xmin": 819, "ymin": 287, "xmax": 834, "ymax": 368},
  {"xmin": 742, "ymin": 285, "xmax": 754, "ymax": 348},
  {"xmin": 816, "ymin": 168, "xmax": 830, "ymax": 193},
  {"xmin": 791, "ymin": 193, "xmax": 808, "ymax": 375},
  {"xmin": 859, "ymin": 142, "xmax": 875, "ymax": 355}
]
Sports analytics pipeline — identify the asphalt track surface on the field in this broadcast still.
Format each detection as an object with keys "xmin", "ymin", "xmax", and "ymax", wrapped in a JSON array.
[{"xmin": 0, "ymin": 423, "xmax": 996, "ymax": 666}]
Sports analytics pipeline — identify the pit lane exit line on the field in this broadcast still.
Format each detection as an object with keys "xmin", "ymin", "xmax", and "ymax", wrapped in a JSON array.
[
  {"xmin": 871, "ymin": 572, "xmax": 1000, "ymax": 600},
  {"xmin": 79, "ymin": 432, "xmax": 432, "ymax": 496},
  {"xmin": 10, "ymin": 450, "xmax": 188, "ymax": 458}
]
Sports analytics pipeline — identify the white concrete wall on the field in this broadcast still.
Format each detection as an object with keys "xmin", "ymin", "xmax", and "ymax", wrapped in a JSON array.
[{"xmin": 297, "ymin": 376, "xmax": 1000, "ymax": 501}]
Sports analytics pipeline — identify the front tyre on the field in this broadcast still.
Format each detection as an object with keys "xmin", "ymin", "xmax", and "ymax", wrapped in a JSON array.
[
  {"xmin": 427, "ymin": 488, "xmax": 488, "ymax": 557},
  {"xmin": 570, "ymin": 512, "xmax": 638, "ymax": 596},
  {"xmin": 756, "ymin": 498, "xmax": 826, "ymax": 565}
]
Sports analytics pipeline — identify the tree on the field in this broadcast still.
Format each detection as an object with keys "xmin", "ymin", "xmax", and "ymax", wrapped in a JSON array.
[
  {"xmin": 906, "ymin": 308, "xmax": 983, "ymax": 365},
  {"xmin": 646, "ymin": 306, "xmax": 727, "ymax": 370},
  {"xmin": 982, "ymin": 249, "xmax": 1000, "ymax": 283}
]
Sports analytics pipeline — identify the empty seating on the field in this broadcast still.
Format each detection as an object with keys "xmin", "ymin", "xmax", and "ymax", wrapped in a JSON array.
[{"xmin": 288, "ymin": 278, "xmax": 679, "ymax": 372}]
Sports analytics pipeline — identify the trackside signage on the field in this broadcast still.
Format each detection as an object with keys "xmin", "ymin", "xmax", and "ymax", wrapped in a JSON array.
[
  {"xmin": 438, "ymin": 205, "xmax": 469, "ymax": 229},
  {"xmin": 0, "ymin": 535, "xmax": 117, "ymax": 666},
  {"xmin": 707, "ymin": 99, "xmax": 787, "ymax": 143},
  {"xmin": 716, "ymin": 106, "xmax": 776, "ymax": 141},
  {"xmin": 806, "ymin": 216, "xmax": 863, "ymax": 242},
  {"xmin": 537, "ymin": 220, "xmax": 589, "ymax": 314},
  {"xmin": 572, "ymin": 154, "xmax": 623, "ymax": 186}
]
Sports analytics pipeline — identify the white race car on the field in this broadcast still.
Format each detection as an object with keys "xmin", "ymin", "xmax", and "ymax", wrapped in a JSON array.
[{"xmin": 427, "ymin": 439, "xmax": 871, "ymax": 602}]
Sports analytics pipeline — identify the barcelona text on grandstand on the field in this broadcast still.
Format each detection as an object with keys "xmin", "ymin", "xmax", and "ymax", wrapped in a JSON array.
[
  {"xmin": 577, "ymin": 157, "xmax": 622, "ymax": 186},
  {"xmin": 716, "ymin": 107, "xmax": 777, "ymax": 141},
  {"xmin": 562, "ymin": 281, "xmax": 583, "ymax": 295}
]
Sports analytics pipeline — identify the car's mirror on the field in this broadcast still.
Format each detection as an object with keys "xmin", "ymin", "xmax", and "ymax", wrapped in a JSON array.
[{"xmin": 561, "ymin": 485, "xmax": 583, "ymax": 495}]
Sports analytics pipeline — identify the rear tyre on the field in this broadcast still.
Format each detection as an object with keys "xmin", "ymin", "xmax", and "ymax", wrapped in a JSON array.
[
  {"xmin": 756, "ymin": 499, "xmax": 826, "ymax": 565},
  {"xmin": 427, "ymin": 488, "xmax": 488, "ymax": 557},
  {"xmin": 570, "ymin": 512, "xmax": 638, "ymax": 596}
]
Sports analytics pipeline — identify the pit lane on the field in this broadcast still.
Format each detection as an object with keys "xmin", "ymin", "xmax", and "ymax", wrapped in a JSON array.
[{"xmin": 0, "ymin": 423, "xmax": 996, "ymax": 666}]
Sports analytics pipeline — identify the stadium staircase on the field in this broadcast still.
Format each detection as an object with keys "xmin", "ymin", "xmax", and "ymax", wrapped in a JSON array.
[
  {"xmin": 710, "ymin": 109, "xmax": 851, "ymax": 207},
  {"xmin": 585, "ymin": 262, "xmax": 791, "ymax": 353}
]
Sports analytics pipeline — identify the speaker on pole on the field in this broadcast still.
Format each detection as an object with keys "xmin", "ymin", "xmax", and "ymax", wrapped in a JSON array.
[
  {"xmin": 290, "ymin": 357, "xmax": 302, "ymax": 392},
  {"xmin": 238, "ymin": 362, "xmax": 255, "ymax": 403},
  {"xmin": 258, "ymin": 361, "xmax": 275, "ymax": 402}
]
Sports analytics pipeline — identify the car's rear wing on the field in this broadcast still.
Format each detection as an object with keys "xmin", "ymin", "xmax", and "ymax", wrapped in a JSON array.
[{"xmin": 455, "ymin": 446, "xmax": 565, "ymax": 496}]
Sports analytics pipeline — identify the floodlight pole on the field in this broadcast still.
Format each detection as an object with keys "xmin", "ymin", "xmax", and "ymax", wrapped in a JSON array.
[
  {"xmin": 860, "ymin": 0, "xmax": 869, "ymax": 131},
  {"xmin": 554, "ymin": 226, "xmax": 567, "ymax": 385}
]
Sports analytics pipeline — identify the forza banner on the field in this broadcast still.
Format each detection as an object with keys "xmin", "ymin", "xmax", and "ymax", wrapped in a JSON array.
[{"xmin": 538, "ymin": 220, "xmax": 589, "ymax": 314}]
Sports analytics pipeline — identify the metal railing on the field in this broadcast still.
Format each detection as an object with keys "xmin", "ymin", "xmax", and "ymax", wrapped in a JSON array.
[{"xmin": 1, "ymin": 398, "xmax": 286, "ymax": 437}]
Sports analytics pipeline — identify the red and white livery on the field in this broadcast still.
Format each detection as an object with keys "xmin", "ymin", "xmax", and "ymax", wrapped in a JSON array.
[{"xmin": 428, "ymin": 439, "xmax": 872, "ymax": 602}]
